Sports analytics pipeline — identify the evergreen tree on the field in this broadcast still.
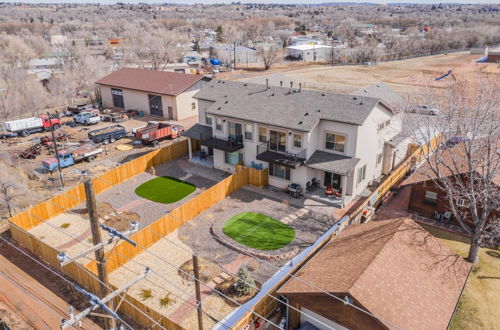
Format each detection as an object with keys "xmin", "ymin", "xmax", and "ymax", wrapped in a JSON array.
[
  {"xmin": 233, "ymin": 265, "xmax": 255, "ymax": 296},
  {"xmin": 215, "ymin": 25, "xmax": 224, "ymax": 43}
]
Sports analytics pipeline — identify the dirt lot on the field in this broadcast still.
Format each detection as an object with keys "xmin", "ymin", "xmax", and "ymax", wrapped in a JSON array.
[
  {"xmin": 0, "ymin": 236, "xmax": 101, "ymax": 330},
  {"xmin": 0, "ymin": 114, "xmax": 197, "ymax": 219},
  {"xmin": 229, "ymin": 52, "xmax": 498, "ymax": 95}
]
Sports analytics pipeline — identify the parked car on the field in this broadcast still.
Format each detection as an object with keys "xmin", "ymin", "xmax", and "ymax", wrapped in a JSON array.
[
  {"xmin": 73, "ymin": 112, "xmax": 101, "ymax": 125},
  {"xmin": 88, "ymin": 125, "xmax": 127, "ymax": 144},
  {"xmin": 42, "ymin": 144, "xmax": 103, "ymax": 172},
  {"xmin": 2, "ymin": 115, "xmax": 61, "ymax": 137},
  {"xmin": 67, "ymin": 103, "xmax": 98, "ymax": 115},
  {"xmin": 407, "ymin": 105, "xmax": 439, "ymax": 115}
]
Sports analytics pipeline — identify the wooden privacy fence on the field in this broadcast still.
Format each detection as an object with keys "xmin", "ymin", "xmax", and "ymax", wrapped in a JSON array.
[
  {"xmin": 350, "ymin": 135, "xmax": 442, "ymax": 221},
  {"xmin": 8, "ymin": 141, "xmax": 268, "ymax": 329},
  {"xmin": 10, "ymin": 139, "xmax": 189, "ymax": 231},
  {"xmin": 87, "ymin": 166, "xmax": 268, "ymax": 274}
]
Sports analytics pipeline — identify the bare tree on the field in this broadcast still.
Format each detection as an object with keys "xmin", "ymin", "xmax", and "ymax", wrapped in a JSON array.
[
  {"xmin": 0, "ymin": 180, "xmax": 20, "ymax": 219},
  {"xmin": 407, "ymin": 76, "xmax": 499, "ymax": 263},
  {"xmin": 259, "ymin": 46, "xmax": 280, "ymax": 71}
]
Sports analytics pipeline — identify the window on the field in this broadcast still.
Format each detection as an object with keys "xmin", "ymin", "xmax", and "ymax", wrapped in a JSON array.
[
  {"xmin": 376, "ymin": 153, "xmax": 383, "ymax": 165},
  {"xmin": 378, "ymin": 122, "xmax": 385, "ymax": 131},
  {"xmin": 191, "ymin": 102, "xmax": 196, "ymax": 110},
  {"xmin": 293, "ymin": 134, "xmax": 302, "ymax": 148},
  {"xmin": 216, "ymin": 118, "xmax": 223, "ymax": 131},
  {"xmin": 269, "ymin": 163, "xmax": 291, "ymax": 180},
  {"xmin": 206, "ymin": 116, "xmax": 212, "ymax": 126},
  {"xmin": 259, "ymin": 127, "xmax": 267, "ymax": 143},
  {"xmin": 357, "ymin": 165, "xmax": 366, "ymax": 184},
  {"xmin": 270, "ymin": 130, "xmax": 286, "ymax": 152},
  {"xmin": 457, "ymin": 198, "xmax": 470, "ymax": 208},
  {"xmin": 224, "ymin": 151, "xmax": 243, "ymax": 165},
  {"xmin": 325, "ymin": 133, "xmax": 345, "ymax": 153},
  {"xmin": 424, "ymin": 191, "xmax": 438, "ymax": 204},
  {"xmin": 385, "ymin": 120, "xmax": 391, "ymax": 127},
  {"xmin": 244, "ymin": 123, "xmax": 253, "ymax": 140}
]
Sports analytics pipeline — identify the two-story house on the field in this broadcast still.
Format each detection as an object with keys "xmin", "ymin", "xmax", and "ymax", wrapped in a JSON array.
[{"xmin": 187, "ymin": 80, "xmax": 408, "ymax": 207}]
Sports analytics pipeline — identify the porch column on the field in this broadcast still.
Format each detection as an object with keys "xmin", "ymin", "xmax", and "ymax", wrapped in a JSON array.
[
  {"xmin": 341, "ymin": 174, "xmax": 348, "ymax": 207},
  {"xmin": 188, "ymin": 138, "xmax": 193, "ymax": 159}
]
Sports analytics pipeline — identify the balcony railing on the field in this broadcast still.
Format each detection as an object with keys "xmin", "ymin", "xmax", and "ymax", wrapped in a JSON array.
[
  {"xmin": 256, "ymin": 142, "xmax": 306, "ymax": 169},
  {"xmin": 201, "ymin": 134, "xmax": 244, "ymax": 153}
]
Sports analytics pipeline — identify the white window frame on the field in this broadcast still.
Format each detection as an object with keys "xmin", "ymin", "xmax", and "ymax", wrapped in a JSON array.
[
  {"xmin": 206, "ymin": 116, "xmax": 212, "ymax": 126},
  {"xmin": 457, "ymin": 198, "xmax": 470, "ymax": 208},
  {"xmin": 325, "ymin": 132, "xmax": 346, "ymax": 153},
  {"xmin": 215, "ymin": 118, "xmax": 223, "ymax": 131},
  {"xmin": 244, "ymin": 123, "xmax": 253, "ymax": 141},
  {"xmin": 424, "ymin": 191, "xmax": 438, "ymax": 204},
  {"xmin": 356, "ymin": 165, "xmax": 366, "ymax": 185},
  {"xmin": 258, "ymin": 127, "xmax": 267, "ymax": 143},
  {"xmin": 293, "ymin": 133, "xmax": 302, "ymax": 149}
]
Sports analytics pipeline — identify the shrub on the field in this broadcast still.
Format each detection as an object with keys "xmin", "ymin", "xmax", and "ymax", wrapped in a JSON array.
[
  {"xmin": 60, "ymin": 223, "xmax": 71, "ymax": 228},
  {"xmin": 159, "ymin": 294, "xmax": 175, "ymax": 308},
  {"xmin": 140, "ymin": 289, "xmax": 153, "ymax": 300},
  {"xmin": 232, "ymin": 265, "xmax": 255, "ymax": 296}
]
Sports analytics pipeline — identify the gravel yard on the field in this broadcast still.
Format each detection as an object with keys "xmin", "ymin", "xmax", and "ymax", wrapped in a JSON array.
[
  {"xmin": 109, "ymin": 230, "xmax": 234, "ymax": 329},
  {"xmin": 94, "ymin": 158, "xmax": 217, "ymax": 227},
  {"xmin": 177, "ymin": 189, "xmax": 335, "ymax": 284}
]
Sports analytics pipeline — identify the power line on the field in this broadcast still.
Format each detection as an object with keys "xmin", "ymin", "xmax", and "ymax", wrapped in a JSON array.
[
  {"xmin": 0, "ymin": 270, "xmax": 77, "ymax": 329},
  {"xmin": 90, "ymin": 172, "xmax": 404, "ymax": 329},
  {"xmin": 5, "ymin": 199, "xmax": 235, "ymax": 329}
]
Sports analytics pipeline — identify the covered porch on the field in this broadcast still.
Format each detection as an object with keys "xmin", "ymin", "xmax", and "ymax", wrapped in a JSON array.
[
  {"xmin": 304, "ymin": 150, "xmax": 359, "ymax": 209},
  {"xmin": 184, "ymin": 123, "xmax": 215, "ymax": 168}
]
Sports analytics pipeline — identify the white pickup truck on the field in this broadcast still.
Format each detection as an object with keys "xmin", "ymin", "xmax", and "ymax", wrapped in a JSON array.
[{"xmin": 73, "ymin": 112, "xmax": 101, "ymax": 125}]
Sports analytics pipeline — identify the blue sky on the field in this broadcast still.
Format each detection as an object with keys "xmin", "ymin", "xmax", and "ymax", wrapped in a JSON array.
[{"xmin": 5, "ymin": 0, "xmax": 500, "ymax": 4}]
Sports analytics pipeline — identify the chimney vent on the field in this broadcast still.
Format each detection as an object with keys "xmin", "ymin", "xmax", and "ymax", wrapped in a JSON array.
[
  {"xmin": 299, "ymin": 83, "xmax": 302, "ymax": 92},
  {"xmin": 266, "ymin": 79, "xmax": 269, "ymax": 90},
  {"xmin": 280, "ymin": 81, "xmax": 283, "ymax": 87}
]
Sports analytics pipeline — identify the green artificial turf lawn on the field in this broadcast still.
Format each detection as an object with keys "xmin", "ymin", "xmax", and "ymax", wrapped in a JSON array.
[
  {"xmin": 223, "ymin": 212, "xmax": 295, "ymax": 250},
  {"xmin": 135, "ymin": 176, "xmax": 196, "ymax": 204}
]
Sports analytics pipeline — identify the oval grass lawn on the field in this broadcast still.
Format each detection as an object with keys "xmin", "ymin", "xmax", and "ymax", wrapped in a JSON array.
[
  {"xmin": 222, "ymin": 212, "xmax": 295, "ymax": 250},
  {"xmin": 135, "ymin": 176, "xmax": 196, "ymax": 204}
]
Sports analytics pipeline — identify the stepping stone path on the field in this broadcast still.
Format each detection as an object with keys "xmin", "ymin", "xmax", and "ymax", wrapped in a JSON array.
[{"xmin": 279, "ymin": 208, "xmax": 311, "ymax": 225}]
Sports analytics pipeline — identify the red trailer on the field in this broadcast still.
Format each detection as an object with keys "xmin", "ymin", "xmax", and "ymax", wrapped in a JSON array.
[{"xmin": 134, "ymin": 122, "xmax": 184, "ymax": 146}]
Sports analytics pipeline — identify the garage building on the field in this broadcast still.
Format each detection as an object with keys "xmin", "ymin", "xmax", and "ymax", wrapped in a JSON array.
[{"xmin": 96, "ymin": 67, "xmax": 211, "ymax": 120}]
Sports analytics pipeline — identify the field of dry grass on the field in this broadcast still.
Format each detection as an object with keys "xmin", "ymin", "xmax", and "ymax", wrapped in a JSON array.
[
  {"xmin": 421, "ymin": 225, "xmax": 500, "ymax": 330},
  {"xmin": 226, "ymin": 51, "xmax": 499, "ymax": 96}
]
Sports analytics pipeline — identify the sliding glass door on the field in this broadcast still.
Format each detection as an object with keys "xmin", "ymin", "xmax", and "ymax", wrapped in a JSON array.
[
  {"xmin": 228, "ymin": 122, "xmax": 242, "ymax": 142},
  {"xmin": 269, "ymin": 130, "xmax": 286, "ymax": 152}
]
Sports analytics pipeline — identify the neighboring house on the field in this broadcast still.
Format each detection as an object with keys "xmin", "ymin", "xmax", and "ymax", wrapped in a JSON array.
[
  {"xmin": 211, "ymin": 44, "xmax": 258, "ymax": 66},
  {"xmin": 95, "ymin": 68, "xmax": 211, "ymax": 120},
  {"xmin": 286, "ymin": 45, "xmax": 332, "ymax": 62},
  {"xmin": 27, "ymin": 57, "xmax": 64, "ymax": 76},
  {"xmin": 404, "ymin": 142, "xmax": 500, "ymax": 227},
  {"xmin": 485, "ymin": 47, "xmax": 500, "ymax": 63},
  {"xmin": 191, "ymin": 80, "xmax": 409, "ymax": 207},
  {"xmin": 277, "ymin": 218, "xmax": 470, "ymax": 330}
]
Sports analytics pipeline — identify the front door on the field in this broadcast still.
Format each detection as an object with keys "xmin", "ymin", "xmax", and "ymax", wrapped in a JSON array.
[
  {"xmin": 228, "ymin": 122, "xmax": 242, "ymax": 142},
  {"xmin": 324, "ymin": 172, "xmax": 341, "ymax": 190},
  {"xmin": 148, "ymin": 94, "xmax": 163, "ymax": 117},
  {"xmin": 167, "ymin": 106, "xmax": 173, "ymax": 120}
]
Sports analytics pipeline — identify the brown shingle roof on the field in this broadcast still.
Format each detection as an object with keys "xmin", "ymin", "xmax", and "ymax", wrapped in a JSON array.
[
  {"xmin": 278, "ymin": 219, "xmax": 471, "ymax": 330},
  {"xmin": 405, "ymin": 139, "xmax": 500, "ymax": 186},
  {"xmin": 95, "ymin": 67, "xmax": 203, "ymax": 96}
]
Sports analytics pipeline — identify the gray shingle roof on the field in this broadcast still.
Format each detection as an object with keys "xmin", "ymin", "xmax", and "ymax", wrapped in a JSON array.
[
  {"xmin": 305, "ymin": 150, "xmax": 360, "ymax": 175},
  {"xmin": 351, "ymin": 82, "xmax": 406, "ymax": 110},
  {"xmin": 194, "ymin": 80, "xmax": 387, "ymax": 132},
  {"xmin": 184, "ymin": 123, "xmax": 213, "ymax": 140}
]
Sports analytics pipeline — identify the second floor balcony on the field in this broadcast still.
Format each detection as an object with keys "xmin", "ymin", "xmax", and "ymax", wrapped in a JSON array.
[
  {"xmin": 256, "ymin": 142, "xmax": 306, "ymax": 169},
  {"xmin": 201, "ymin": 134, "xmax": 244, "ymax": 153}
]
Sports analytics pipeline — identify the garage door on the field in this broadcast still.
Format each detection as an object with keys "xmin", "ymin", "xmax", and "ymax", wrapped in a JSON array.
[{"xmin": 148, "ymin": 94, "xmax": 163, "ymax": 117}]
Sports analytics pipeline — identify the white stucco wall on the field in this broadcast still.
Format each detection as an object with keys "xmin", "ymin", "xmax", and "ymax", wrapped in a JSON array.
[{"xmin": 175, "ymin": 88, "xmax": 201, "ymax": 120}]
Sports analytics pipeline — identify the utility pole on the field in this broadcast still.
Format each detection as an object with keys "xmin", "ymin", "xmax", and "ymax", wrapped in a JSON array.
[
  {"xmin": 233, "ymin": 42, "xmax": 236, "ymax": 70},
  {"xmin": 51, "ymin": 121, "xmax": 64, "ymax": 188},
  {"xmin": 192, "ymin": 255, "xmax": 204, "ymax": 330},
  {"xmin": 84, "ymin": 176, "xmax": 116, "ymax": 330}
]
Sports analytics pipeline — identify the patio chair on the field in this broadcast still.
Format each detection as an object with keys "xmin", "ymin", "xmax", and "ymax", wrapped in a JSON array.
[
  {"xmin": 325, "ymin": 185, "xmax": 334, "ymax": 196},
  {"xmin": 311, "ymin": 177, "xmax": 320, "ymax": 188}
]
